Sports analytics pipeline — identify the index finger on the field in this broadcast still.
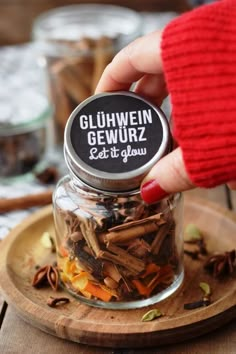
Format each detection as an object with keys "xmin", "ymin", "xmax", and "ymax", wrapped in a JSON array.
[{"xmin": 95, "ymin": 31, "xmax": 164, "ymax": 93}]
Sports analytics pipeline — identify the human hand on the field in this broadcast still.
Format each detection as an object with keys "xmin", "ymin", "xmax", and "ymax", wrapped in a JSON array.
[{"xmin": 95, "ymin": 31, "xmax": 195, "ymax": 203}]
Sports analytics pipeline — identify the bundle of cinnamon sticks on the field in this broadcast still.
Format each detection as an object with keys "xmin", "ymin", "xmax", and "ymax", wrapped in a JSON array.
[
  {"xmin": 56, "ymin": 194, "xmax": 179, "ymax": 303},
  {"xmin": 46, "ymin": 36, "xmax": 115, "ymax": 142}
]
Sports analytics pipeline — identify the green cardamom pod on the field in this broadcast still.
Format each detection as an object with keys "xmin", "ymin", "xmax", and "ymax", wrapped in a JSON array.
[
  {"xmin": 141, "ymin": 308, "xmax": 162, "ymax": 322},
  {"xmin": 184, "ymin": 224, "xmax": 202, "ymax": 242},
  {"xmin": 199, "ymin": 282, "xmax": 211, "ymax": 296}
]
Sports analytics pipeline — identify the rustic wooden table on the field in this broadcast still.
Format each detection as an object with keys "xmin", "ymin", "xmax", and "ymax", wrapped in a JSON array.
[{"xmin": 0, "ymin": 186, "xmax": 235, "ymax": 354}]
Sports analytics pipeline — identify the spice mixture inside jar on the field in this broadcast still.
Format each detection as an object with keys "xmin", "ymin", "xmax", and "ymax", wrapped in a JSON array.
[
  {"xmin": 53, "ymin": 92, "xmax": 184, "ymax": 309},
  {"xmin": 33, "ymin": 4, "xmax": 142, "ymax": 143}
]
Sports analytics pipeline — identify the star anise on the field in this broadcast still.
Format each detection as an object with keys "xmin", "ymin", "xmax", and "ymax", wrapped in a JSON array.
[
  {"xmin": 204, "ymin": 250, "xmax": 236, "ymax": 278},
  {"xmin": 32, "ymin": 265, "xmax": 59, "ymax": 291}
]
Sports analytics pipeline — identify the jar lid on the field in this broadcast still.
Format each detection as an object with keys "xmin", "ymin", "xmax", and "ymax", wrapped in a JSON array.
[{"xmin": 64, "ymin": 91, "xmax": 171, "ymax": 192}]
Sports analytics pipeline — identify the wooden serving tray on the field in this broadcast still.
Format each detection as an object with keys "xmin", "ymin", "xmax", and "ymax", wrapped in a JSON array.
[{"xmin": 0, "ymin": 197, "xmax": 235, "ymax": 348}]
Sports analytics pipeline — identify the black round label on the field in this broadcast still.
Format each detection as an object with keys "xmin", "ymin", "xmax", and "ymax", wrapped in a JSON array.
[{"xmin": 70, "ymin": 94, "xmax": 164, "ymax": 173}]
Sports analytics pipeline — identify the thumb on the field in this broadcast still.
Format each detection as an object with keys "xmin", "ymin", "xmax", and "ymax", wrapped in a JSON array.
[{"xmin": 141, "ymin": 147, "xmax": 195, "ymax": 203}]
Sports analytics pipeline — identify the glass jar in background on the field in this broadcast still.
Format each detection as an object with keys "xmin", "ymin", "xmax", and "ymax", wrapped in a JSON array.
[
  {"xmin": 32, "ymin": 4, "xmax": 143, "ymax": 143},
  {"xmin": 52, "ymin": 91, "xmax": 184, "ymax": 309},
  {"xmin": 0, "ymin": 90, "xmax": 51, "ymax": 179}
]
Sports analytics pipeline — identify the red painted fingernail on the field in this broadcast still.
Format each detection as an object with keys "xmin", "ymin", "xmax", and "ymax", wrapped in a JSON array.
[{"xmin": 141, "ymin": 179, "xmax": 169, "ymax": 204}]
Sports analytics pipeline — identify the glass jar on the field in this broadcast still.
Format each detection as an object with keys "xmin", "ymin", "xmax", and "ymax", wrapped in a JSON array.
[
  {"xmin": 52, "ymin": 91, "xmax": 184, "ymax": 309},
  {"xmin": 0, "ymin": 91, "xmax": 51, "ymax": 179},
  {"xmin": 32, "ymin": 4, "xmax": 143, "ymax": 143},
  {"xmin": 53, "ymin": 176, "xmax": 183, "ymax": 309}
]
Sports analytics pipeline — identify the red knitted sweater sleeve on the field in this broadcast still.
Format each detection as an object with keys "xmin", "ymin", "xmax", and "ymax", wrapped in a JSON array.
[{"xmin": 161, "ymin": 0, "xmax": 236, "ymax": 187}]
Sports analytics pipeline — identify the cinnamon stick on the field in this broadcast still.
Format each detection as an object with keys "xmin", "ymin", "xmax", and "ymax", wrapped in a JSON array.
[
  {"xmin": 98, "ymin": 249, "xmax": 145, "ymax": 274},
  {"xmin": 151, "ymin": 223, "xmax": 170, "ymax": 255},
  {"xmin": 76, "ymin": 214, "xmax": 101, "ymax": 256},
  {"xmin": 106, "ymin": 223, "xmax": 159, "ymax": 244},
  {"xmin": 107, "ymin": 213, "xmax": 164, "ymax": 232},
  {"xmin": 49, "ymin": 69, "xmax": 73, "ymax": 136},
  {"xmin": 76, "ymin": 37, "xmax": 96, "ymax": 51},
  {"xmin": 0, "ymin": 190, "xmax": 53, "ymax": 213},
  {"xmin": 67, "ymin": 57, "xmax": 94, "ymax": 89},
  {"xmin": 106, "ymin": 243, "xmax": 145, "ymax": 272},
  {"xmin": 52, "ymin": 59, "xmax": 91, "ymax": 103},
  {"xmin": 105, "ymin": 214, "xmax": 165, "ymax": 243},
  {"xmin": 92, "ymin": 36, "xmax": 115, "ymax": 91}
]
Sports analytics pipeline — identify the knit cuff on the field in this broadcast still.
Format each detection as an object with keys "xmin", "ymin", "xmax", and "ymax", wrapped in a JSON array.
[{"xmin": 161, "ymin": 0, "xmax": 236, "ymax": 187}]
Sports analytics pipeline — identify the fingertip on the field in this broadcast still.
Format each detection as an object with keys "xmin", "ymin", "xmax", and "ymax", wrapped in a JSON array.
[
  {"xmin": 140, "ymin": 148, "xmax": 194, "ymax": 203},
  {"xmin": 141, "ymin": 179, "xmax": 169, "ymax": 204}
]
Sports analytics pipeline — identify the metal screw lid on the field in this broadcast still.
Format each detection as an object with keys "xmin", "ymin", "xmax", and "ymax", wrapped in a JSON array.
[{"xmin": 64, "ymin": 91, "xmax": 171, "ymax": 192}]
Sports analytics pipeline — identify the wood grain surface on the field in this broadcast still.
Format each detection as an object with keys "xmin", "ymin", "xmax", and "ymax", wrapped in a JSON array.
[
  {"xmin": 0, "ymin": 196, "xmax": 235, "ymax": 348},
  {"xmin": 0, "ymin": 306, "xmax": 235, "ymax": 354},
  {"xmin": 186, "ymin": 186, "xmax": 229, "ymax": 208}
]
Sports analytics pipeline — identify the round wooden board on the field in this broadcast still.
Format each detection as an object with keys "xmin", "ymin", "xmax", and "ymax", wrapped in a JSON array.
[{"xmin": 0, "ymin": 197, "xmax": 235, "ymax": 348}]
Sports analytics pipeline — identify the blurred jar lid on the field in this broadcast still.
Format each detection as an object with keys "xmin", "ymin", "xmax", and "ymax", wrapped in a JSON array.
[{"xmin": 32, "ymin": 4, "xmax": 143, "ymax": 56}]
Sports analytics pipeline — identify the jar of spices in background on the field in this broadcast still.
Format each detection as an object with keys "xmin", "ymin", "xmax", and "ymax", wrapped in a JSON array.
[
  {"xmin": 0, "ymin": 90, "xmax": 51, "ymax": 179},
  {"xmin": 53, "ymin": 92, "xmax": 184, "ymax": 309},
  {"xmin": 32, "ymin": 4, "xmax": 143, "ymax": 144},
  {"xmin": 0, "ymin": 42, "xmax": 52, "ymax": 179}
]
